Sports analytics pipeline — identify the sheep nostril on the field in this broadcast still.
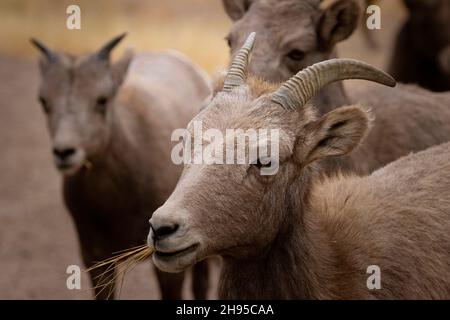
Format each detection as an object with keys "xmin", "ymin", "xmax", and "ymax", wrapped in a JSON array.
[
  {"xmin": 53, "ymin": 147, "xmax": 76, "ymax": 161},
  {"xmin": 151, "ymin": 223, "xmax": 179, "ymax": 241}
]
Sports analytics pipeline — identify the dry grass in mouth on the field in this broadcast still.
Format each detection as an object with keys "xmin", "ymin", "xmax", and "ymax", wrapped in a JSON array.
[{"xmin": 86, "ymin": 244, "xmax": 154, "ymax": 299}]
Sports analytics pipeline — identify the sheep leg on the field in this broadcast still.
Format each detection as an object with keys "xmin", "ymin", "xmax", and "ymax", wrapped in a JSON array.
[
  {"xmin": 192, "ymin": 260, "xmax": 209, "ymax": 299},
  {"xmin": 154, "ymin": 267, "xmax": 185, "ymax": 299}
]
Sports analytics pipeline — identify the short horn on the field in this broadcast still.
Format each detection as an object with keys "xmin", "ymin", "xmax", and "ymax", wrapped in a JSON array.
[
  {"xmin": 223, "ymin": 32, "xmax": 256, "ymax": 92},
  {"xmin": 272, "ymin": 58, "xmax": 396, "ymax": 110},
  {"xmin": 96, "ymin": 33, "xmax": 127, "ymax": 60},
  {"xmin": 30, "ymin": 38, "xmax": 57, "ymax": 62}
]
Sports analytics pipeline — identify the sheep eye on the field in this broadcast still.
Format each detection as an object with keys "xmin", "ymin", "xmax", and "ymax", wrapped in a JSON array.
[
  {"xmin": 39, "ymin": 96, "xmax": 50, "ymax": 114},
  {"xmin": 96, "ymin": 96, "xmax": 108, "ymax": 113},
  {"xmin": 286, "ymin": 49, "xmax": 305, "ymax": 61},
  {"xmin": 97, "ymin": 96, "xmax": 108, "ymax": 106},
  {"xmin": 225, "ymin": 35, "xmax": 232, "ymax": 48}
]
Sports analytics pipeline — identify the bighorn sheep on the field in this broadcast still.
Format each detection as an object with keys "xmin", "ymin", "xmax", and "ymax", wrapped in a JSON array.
[
  {"xmin": 222, "ymin": 0, "xmax": 450, "ymax": 174},
  {"xmin": 389, "ymin": 0, "xmax": 450, "ymax": 92},
  {"xmin": 148, "ymin": 34, "xmax": 450, "ymax": 299},
  {"xmin": 31, "ymin": 34, "xmax": 211, "ymax": 299}
]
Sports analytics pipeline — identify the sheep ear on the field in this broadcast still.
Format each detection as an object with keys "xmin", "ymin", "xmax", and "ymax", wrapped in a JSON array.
[
  {"xmin": 96, "ymin": 33, "xmax": 127, "ymax": 61},
  {"xmin": 30, "ymin": 38, "xmax": 58, "ymax": 72},
  {"xmin": 222, "ymin": 0, "xmax": 254, "ymax": 21},
  {"xmin": 295, "ymin": 105, "xmax": 371, "ymax": 165},
  {"xmin": 112, "ymin": 48, "xmax": 133, "ymax": 87},
  {"xmin": 318, "ymin": 0, "xmax": 360, "ymax": 49}
]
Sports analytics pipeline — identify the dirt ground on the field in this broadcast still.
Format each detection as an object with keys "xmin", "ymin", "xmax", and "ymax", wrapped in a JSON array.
[{"xmin": 0, "ymin": 1, "xmax": 405, "ymax": 299}]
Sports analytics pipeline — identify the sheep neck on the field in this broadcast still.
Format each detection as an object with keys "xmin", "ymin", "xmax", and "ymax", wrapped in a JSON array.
[{"xmin": 219, "ymin": 165, "xmax": 339, "ymax": 299}]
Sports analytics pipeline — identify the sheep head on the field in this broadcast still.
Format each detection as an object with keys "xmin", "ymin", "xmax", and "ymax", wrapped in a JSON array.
[
  {"xmin": 147, "ymin": 33, "xmax": 395, "ymax": 273},
  {"xmin": 31, "ymin": 33, "xmax": 133, "ymax": 175}
]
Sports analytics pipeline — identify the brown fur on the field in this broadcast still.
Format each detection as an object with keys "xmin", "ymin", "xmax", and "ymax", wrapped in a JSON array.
[
  {"xmin": 33, "ymin": 38, "xmax": 211, "ymax": 299},
  {"xmin": 223, "ymin": 0, "xmax": 450, "ymax": 175},
  {"xmin": 149, "ymin": 73, "xmax": 450, "ymax": 299}
]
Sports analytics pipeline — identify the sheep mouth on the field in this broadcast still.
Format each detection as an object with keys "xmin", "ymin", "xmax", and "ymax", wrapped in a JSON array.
[
  {"xmin": 57, "ymin": 163, "xmax": 76, "ymax": 170},
  {"xmin": 56, "ymin": 162, "xmax": 83, "ymax": 175},
  {"xmin": 155, "ymin": 243, "xmax": 199, "ymax": 259}
]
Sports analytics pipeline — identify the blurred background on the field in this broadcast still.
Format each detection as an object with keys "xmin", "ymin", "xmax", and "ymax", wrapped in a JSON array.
[{"xmin": 0, "ymin": 0, "xmax": 404, "ymax": 299}]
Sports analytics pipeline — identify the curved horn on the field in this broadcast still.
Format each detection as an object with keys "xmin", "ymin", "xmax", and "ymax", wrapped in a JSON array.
[
  {"xmin": 272, "ymin": 58, "xmax": 396, "ymax": 110},
  {"xmin": 96, "ymin": 33, "xmax": 127, "ymax": 60},
  {"xmin": 30, "ymin": 38, "xmax": 57, "ymax": 62},
  {"xmin": 223, "ymin": 32, "xmax": 256, "ymax": 92}
]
